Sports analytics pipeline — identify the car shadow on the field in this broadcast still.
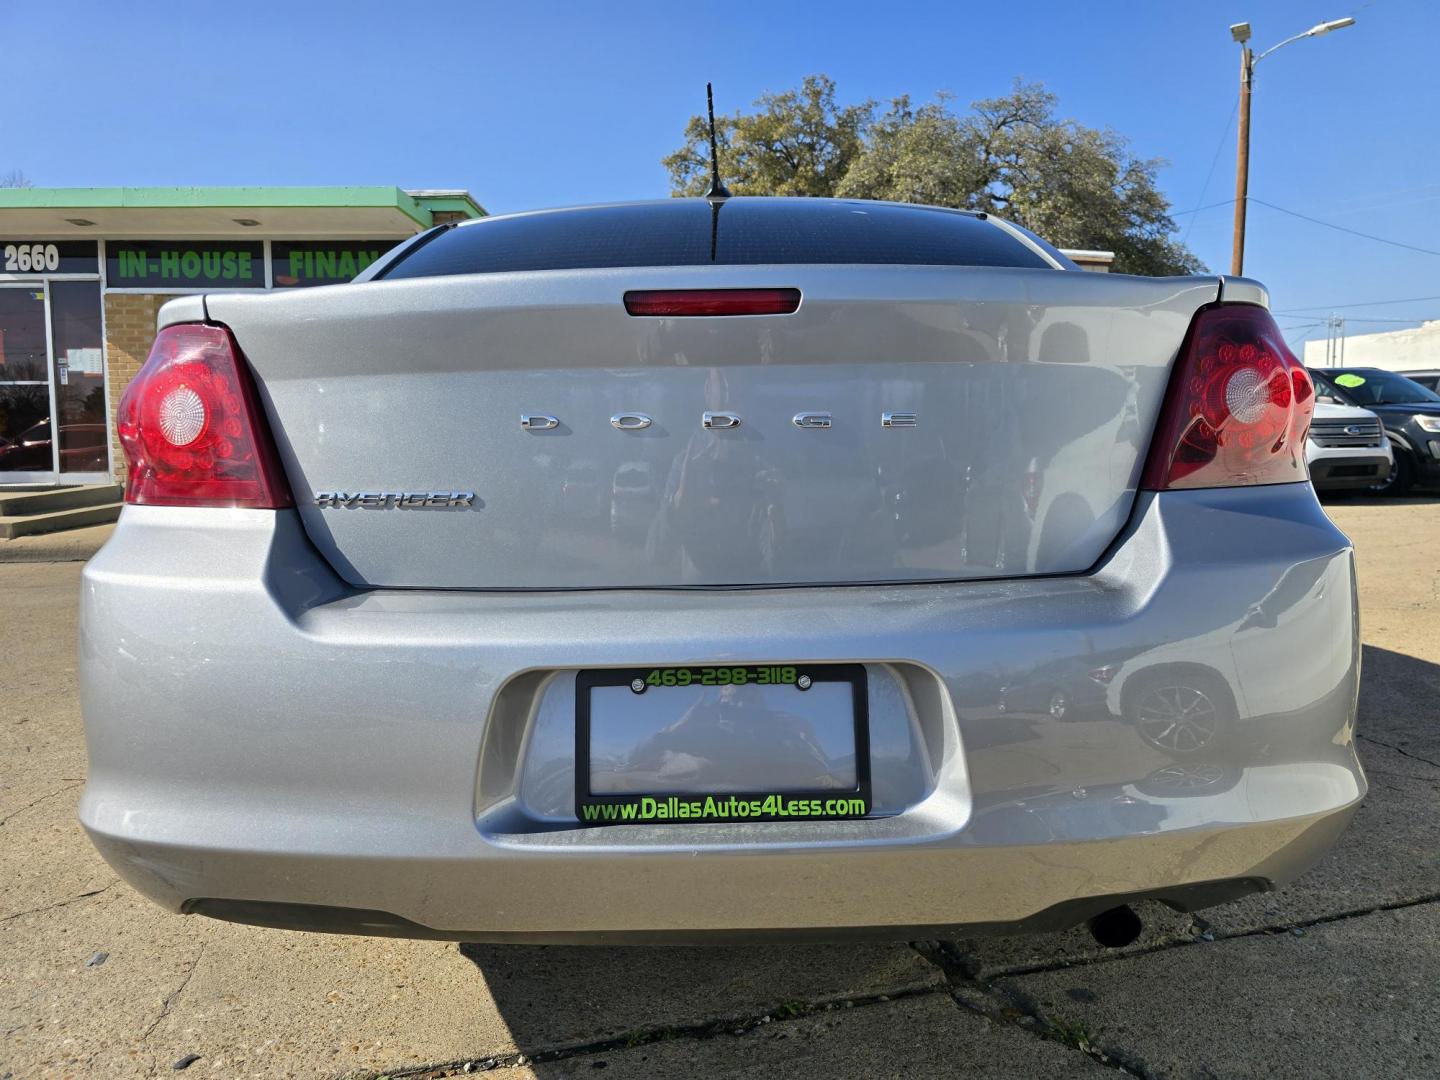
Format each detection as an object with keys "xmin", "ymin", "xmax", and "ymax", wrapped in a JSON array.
[
  {"xmin": 451, "ymin": 643, "xmax": 1439, "ymax": 1071},
  {"xmin": 455, "ymin": 935, "xmax": 939, "ymax": 1067},
  {"xmin": 1353, "ymin": 644, "xmax": 1440, "ymax": 762}
]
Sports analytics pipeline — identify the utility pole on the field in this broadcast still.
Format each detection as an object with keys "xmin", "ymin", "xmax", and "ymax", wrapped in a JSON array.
[
  {"xmin": 1231, "ymin": 30, "xmax": 1253, "ymax": 276},
  {"xmin": 1228, "ymin": 17, "xmax": 1356, "ymax": 277},
  {"xmin": 1323, "ymin": 314, "xmax": 1347, "ymax": 367}
]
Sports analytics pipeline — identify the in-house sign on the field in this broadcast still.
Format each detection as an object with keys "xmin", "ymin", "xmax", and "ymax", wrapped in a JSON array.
[{"xmin": 107, "ymin": 242, "xmax": 265, "ymax": 288}]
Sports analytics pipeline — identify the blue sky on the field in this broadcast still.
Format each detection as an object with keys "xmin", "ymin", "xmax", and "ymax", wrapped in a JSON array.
[{"xmin": 5, "ymin": 0, "xmax": 1437, "ymax": 354}]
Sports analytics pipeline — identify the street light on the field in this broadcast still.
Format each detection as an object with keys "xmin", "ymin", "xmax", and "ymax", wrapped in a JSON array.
[{"xmin": 1230, "ymin": 16, "xmax": 1357, "ymax": 276}]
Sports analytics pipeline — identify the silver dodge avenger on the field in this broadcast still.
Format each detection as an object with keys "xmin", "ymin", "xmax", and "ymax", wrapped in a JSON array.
[{"xmin": 79, "ymin": 197, "xmax": 1363, "ymax": 943}]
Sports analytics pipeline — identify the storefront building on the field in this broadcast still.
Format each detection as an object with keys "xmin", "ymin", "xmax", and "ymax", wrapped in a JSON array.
[{"xmin": 0, "ymin": 186, "xmax": 483, "ymax": 488}]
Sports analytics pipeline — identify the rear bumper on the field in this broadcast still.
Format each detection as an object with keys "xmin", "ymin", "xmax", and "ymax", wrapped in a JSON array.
[{"xmin": 78, "ymin": 485, "xmax": 1365, "ymax": 940}]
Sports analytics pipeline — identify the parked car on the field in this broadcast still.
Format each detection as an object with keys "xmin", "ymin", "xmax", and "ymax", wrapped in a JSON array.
[
  {"xmin": 1398, "ymin": 368, "xmax": 1440, "ymax": 394},
  {"xmin": 1308, "ymin": 366, "xmax": 1440, "ymax": 494},
  {"xmin": 0, "ymin": 418, "xmax": 108, "ymax": 472},
  {"xmin": 81, "ymin": 197, "xmax": 1362, "ymax": 944},
  {"xmin": 1304, "ymin": 400, "xmax": 1393, "ymax": 491}
]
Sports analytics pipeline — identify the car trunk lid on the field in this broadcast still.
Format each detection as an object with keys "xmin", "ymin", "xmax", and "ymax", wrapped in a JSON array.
[{"xmin": 204, "ymin": 265, "xmax": 1218, "ymax": 589}]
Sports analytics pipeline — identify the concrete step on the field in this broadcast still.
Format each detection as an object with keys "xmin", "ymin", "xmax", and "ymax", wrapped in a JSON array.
[
  {"xmin": 0, "ymin": 484, "xmax": 123, "ymax": 516},
  {"xmin": 0, "ymin": 502, "xmax": 123, "ymax": 540}
]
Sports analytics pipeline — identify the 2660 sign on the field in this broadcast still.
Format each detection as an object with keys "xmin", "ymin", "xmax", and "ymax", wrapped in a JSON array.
[
  {"xmin": 1, "ymin": 241, "xmax": 98, "ymax": 275},
  {"xmin": 4, "ymin": 243, "xmax": 59, "ymax": 272}
]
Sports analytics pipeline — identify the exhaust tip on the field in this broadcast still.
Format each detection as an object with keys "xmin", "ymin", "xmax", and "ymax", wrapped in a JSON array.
[{"xmin": 1087, "ymin": 904, "xmax": 1143, "ymax": 949}]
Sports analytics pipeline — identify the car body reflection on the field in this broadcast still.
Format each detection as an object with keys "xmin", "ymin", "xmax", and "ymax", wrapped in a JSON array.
[{"xmin": 964, "ymin": 760, "xmax": 1246, "ymax": 845}]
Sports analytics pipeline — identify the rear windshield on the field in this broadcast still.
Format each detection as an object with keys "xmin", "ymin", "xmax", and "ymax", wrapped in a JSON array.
[{"xmin": 379, "ymin": 198, "xmax": 1054, "ymax": 279}]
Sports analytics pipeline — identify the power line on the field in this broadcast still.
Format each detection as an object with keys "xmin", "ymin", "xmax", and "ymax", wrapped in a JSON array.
[
  {"xmin": 1288, "ymin": 182, "xmax": 1440, "ymax": 220},
  {"xmin": 1325, "ymin": 316, "xmax": 1439, "ymax": 324},
  {"xmin": 1273, "ymin": 294, "xmax": 1440, "ymax": 314},
  {"xmin": 1308, "ymin": 181, "xmax": 1440, "ymax": 212},
  {"xmin": 1183, "ymin": 98, "xmax": 1239, "ymax": 246},
  {"xmin": 1319, "ymin": 192, "xmax": 1440, "ymax": 219},
  {"xmin": 1249, "ymin": 198, "xmax": 1440, "ymax": 257},
  {"xmin": 1171, "ymin": 198, "xmax": 1235, "ymax": 217}
]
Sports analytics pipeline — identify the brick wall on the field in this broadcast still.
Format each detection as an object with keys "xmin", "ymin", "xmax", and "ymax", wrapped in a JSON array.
[{"xmin": 103, "ymin": 293, "xmax": 169, "ymax": 482}]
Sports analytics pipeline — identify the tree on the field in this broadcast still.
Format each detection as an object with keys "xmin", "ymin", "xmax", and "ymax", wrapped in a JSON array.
[
  {"xmin": 955, "ymin": 83, "xmax": 1204, "ymax": 276},
  {"xmin": 662, "ymin": 75, "xmax": 873, "ymax": 198},
  {"xmin": 664, "ymin": 77, "xmax": 1203, "ymax": 276},
  {"xmin": 835, "ymin": 94, "xmax": 985, "ymax": 209},
  {"xmin": 0, "ymin": 169, "xmax": 33, "ymax": 188}
]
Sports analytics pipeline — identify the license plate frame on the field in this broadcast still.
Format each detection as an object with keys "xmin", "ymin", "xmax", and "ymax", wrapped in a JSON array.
[{"xmin": 575, "ymin": 664, "xmax": 870, "ymax": 827}]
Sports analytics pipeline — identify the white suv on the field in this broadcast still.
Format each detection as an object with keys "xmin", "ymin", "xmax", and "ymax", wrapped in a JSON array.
[{"xmin": 1305, "ymin": 399, "xmax": 1393, "ymax": 491}]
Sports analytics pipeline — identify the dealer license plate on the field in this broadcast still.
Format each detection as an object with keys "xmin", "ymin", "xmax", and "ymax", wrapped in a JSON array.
[{"xmin": 575, "ymin": 664, "xmax": 870, "ymax": 826}]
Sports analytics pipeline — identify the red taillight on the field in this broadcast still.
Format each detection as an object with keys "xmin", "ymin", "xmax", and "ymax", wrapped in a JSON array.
[
  {"xmin": 1141, "ymin": 304, "xmax": 1314, "ymax": 491},
  {"xmin": 117, "ymin": 323, "xmax": 293, "ymax": 508},
  {"xmin": 623, "ymin": 288, "xmax": 801, "ymax": 316}
]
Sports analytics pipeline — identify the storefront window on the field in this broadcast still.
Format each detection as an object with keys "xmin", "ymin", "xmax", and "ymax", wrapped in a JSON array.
[
  {"xmin": 50, "ymin": 281, "xmax": 107, "ymax": 473},
  {"xmin": 0, "ymin": 286, "xmax": 53, "ymax": 474}
]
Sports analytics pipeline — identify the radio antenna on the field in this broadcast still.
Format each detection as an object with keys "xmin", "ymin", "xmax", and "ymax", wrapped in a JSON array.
[{"xmin": 704, "ymin": 82, "xmax": 731, "ymax": 201}]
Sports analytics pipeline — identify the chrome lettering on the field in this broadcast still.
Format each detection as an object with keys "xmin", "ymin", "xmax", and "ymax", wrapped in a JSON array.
[
  {"xmin": 314, "ymin": 491, "xmax": 475, "ymax": 510},
  {"xmin": 792, "ymin": 411, "xmax": 832, "ymax": 429}
]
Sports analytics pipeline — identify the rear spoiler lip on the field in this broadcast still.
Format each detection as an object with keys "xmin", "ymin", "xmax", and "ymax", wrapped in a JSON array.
[
  {"xmin": 1218, "ymin": 276, "xmax": 1270, "ymax": 308},
  {"xmin": 156, "ymin": 294, "xmax": 208, "ymax": 331}
]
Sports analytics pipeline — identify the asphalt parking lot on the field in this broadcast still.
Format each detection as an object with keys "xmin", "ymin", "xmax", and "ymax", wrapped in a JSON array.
[{"xmin": 3, "ymin": 494, "xmax": 1438, "ymax": 1079}]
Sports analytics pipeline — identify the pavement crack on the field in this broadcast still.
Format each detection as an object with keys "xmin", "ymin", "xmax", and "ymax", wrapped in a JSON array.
[
  {"xmin": 967, "ymin": 891, "xmax": 1440, "ymax": 982},
  {"xmin": 364, "ymin": 982, "xmax": 947, "ymax": 1079},
  {"xmin": 0, "ymin": 880, "xmax": 118, "ymax": 923},
  {"xmin": 908, "ymin": 940, "xmax": 1152, "ymax": 1076},
  {"xmin": 141, "ymin": 942, "xmax": 206, "ymax": 1042},
  {"xmin": 1358, "ymin": 733, "xmax": 1440, "ymax": 770},
  {"xmin": 1211, "ymin": 891, "xmax": 1440, "ymax": 943},
  {"xmin": 987, "ymin": 978, "xmax": 1157, "ymax": 1078},
  {"xmin": 0, "ymin": 781, "xmax": 83, "ymax": 828}
]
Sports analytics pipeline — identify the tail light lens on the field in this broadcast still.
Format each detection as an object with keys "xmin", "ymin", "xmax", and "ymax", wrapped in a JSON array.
[
  {"xmin": 623, "ymin": 288, "xmax": 801, "ymax": 316},
  {"xmin": 117, "ymin": 323, "xmax": 293, "ymax": 508},
  {"xmin": 1141, "ymin": 304, "xmax": 1314, "ymax": 490}
]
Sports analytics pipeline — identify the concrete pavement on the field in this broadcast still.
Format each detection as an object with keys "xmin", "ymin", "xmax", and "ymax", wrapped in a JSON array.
[
  {"xmin": 0, "ymin": 524, "xmax": 116, "ymax": 565},
  {"xmin": 2, "ymin": 496, "xmax": 1438, "ymax": 1078}
]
